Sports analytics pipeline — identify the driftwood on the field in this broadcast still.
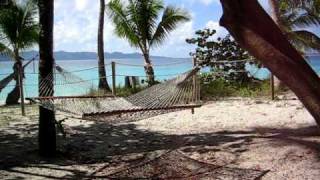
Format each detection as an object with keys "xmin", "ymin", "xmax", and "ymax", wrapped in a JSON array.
[{"xmin": 219, "ymin": 0, "xmax": 320, "ymax": 127}]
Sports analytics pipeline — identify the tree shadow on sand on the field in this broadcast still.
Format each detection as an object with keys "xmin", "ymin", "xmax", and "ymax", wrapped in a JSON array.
[{"xmin": 0, "ymin": 117, "xmax": 319, "ymax": 179}]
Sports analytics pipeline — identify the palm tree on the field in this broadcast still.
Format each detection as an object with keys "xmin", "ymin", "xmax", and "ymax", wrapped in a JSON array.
[
  {"xmin": 268, "ymin": 0, "xmax": 320, "ymax": 89},
  {"xmin": 269, "ymin": 0, "xmax": 320, "ymax": 52},
  {"xmin": 98, "ymin": 0, "xmax": 111, "ymax": 92},
  {"xmin": 38, "ymin": 0, "xmax": 56, "ymax": 157},
  {"xmin": 0, "ymin": 0, "xmax": 38, "ymax": 104},
  {"xmin": 107, "ymin": 0, "xmax": 190, "ymax": 85}
]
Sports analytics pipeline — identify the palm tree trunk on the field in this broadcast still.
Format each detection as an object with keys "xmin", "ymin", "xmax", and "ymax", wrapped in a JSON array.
[
  {"xmin": 269, "ymin": 0, "xmax": 281, "ymax": 25},
  {"xmin": 38, "ymin": 0, "xmax": 56, "ymax": 157},
  {"xmin": 98, "ymin": 0, "xmax": 111, "ymax": 92},
  {"xmin": 5, "ymin": 60, "xmax": 22, "ymax": 105},
  {"xmin": 269, "ymin": 0, "xmax": 286, "ymax": 90},
  {"xmin": 220, "ymin": 0, "xmax": 320, "ymax": 128},
  {"xmin": 142, "ymin": 52, "xmax": 155, "ymax": 86}
]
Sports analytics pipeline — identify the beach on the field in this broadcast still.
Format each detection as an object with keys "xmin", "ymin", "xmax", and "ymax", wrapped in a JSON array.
[{"xmin": 0, "ymin": 92, "xmax": 319, "ymax": 179}]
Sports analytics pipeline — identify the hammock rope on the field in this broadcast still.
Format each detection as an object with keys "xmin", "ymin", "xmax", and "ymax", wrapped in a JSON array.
[{"xmin": 29, "ymin": 65, "xmax": 202, "ymax": 121}]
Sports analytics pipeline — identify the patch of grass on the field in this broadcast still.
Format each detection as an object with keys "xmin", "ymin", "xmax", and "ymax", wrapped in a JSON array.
[
  {"xmin": 86, "ymin": 85, "xmax": 146, "ymax": 97},
  {"xmin": 115, "ymin": 86, "xmax": 146, "ymax": 97},
  {"xmin": 201, "ymin": 78, "xmax": 273, "ymax": 100}
]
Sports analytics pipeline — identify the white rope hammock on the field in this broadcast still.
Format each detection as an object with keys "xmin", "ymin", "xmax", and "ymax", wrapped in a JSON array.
[{"xmin": 28, "ymin": 65, "xmax": 202, "ymax": 122}]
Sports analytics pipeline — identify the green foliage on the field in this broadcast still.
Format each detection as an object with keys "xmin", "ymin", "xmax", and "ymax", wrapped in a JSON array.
[
  {"xmin": 0, "ymin": 0, "xmax": 38, "ymax": 59},
  {"xmin": 186, "ymin": 29, "xmax": 256, "ymax": 83},
  {"xmin": 115, "ymin": 85, "xmax": 145, "ymax": 97},
  {"xmin": 107, "ymin": 0, "xmax": 190, "ymax": 85},
  {"xmin": 86, "ymin": 85, "xmax": 146, "ymax": 97},
  {"xmin": 107, "ymin": 0, "xmax": 190, "ymax": 49},
  {"xmin": 275, "ymin": 0, "xmax": 320, "ymax": 52},
  {"xmin": 200, "ymin": 74, "xmax": 271, "ymax": 100}
]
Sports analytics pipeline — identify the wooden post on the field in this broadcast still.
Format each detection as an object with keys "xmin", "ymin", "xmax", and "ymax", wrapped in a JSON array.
[
  {"xmin": 111, "ymin": 61, "xmax": 116, "ymax": 96},
  {"xmin": 18, "ymin": 64, "xmax": 25, "ymax": 116},
  {"xmin": 270, "ymin": 73, "xmax": 275, "ymax": 100},
  {"xmin": 192, "ymin": 58, "xmax": 197, "ymax": 114}
]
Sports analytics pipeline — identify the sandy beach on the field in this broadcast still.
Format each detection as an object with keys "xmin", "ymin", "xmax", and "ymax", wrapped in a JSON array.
[{"xmin": 0, "ymin": 93, "xmax": 319, "ymax": 179}]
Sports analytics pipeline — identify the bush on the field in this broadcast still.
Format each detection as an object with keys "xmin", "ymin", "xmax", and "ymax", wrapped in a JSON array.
[
  {"xmin": 200, "ymin": 75, "xmax": 271, "ymax": 100},
  {"xmin": 86, "ymin": 85, "xmax": 146, "ymax": 97}
]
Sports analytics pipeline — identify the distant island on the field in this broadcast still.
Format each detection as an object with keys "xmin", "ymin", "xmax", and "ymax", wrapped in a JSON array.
[{"xmin": 0, "ymin": 50, "xmax": 189, "ymax": 61}]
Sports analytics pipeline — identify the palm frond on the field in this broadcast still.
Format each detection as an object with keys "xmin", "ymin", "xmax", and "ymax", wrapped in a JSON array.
[
  {"xmin": 0, "ymin": 42, "xmax": 14, "ymax": 58},
  {"xmin": 131, "ymin": 0, "xmax": 163, "ymax": 43},
  {"xmin": 150, "ymin": 6, "xmax": 190, "ymax": 47},
  {"xmin": 0, "ymin": 0, "xmax": 38, "ymax": 53},
  {"xmin": 291, "ymin": 12, "xmax": 320, "ymax": 28},
  {"xmin": 107, "ymin": 0, "xmax": 141, "ymax": 47},
  {"xmin": 287, "ymin": 30, "xmax": 320, "ymax": 52}
]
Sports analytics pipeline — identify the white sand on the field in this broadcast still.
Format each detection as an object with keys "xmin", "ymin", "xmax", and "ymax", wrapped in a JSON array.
[{"xmin": 0, "ymin": 94, "xmax": 319, "ymax": 179}]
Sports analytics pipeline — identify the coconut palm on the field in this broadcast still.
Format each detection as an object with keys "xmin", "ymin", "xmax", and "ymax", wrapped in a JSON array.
[
  {"xmin": 98, "ymin": 0, "xmax": 111, "ymax": 92},
  {"xmin": 269, "ymin": 0, "xmax": 320, "ymax": 52},
  {"xmin": 0, "ymin": 0, "xmax": 38, "ymax": 104},
  {"xmin": 107, "ymin": 0, "xmax": 190, "ymax": 85}
]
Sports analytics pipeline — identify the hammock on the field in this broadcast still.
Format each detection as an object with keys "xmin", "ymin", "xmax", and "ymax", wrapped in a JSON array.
[{"xmin": 28, "ymin": 66, "xmax": 202, "ymax": 122}]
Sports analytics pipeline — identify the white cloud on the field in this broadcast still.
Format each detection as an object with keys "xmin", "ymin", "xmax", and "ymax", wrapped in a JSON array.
[
  {"xmin": 199, "ymin": 0, "xmax": 215, "ymax": 6},
  {"xmin": 54, "ymin": 0, "xmax": 134, "ymax": 53},
  {"xmin": 205, "ymin": 20, "xmax": 228, "ymax": 38},
  {"xmin": 187, "ymin": 0, "xmax": 218, "ymax": 6},
  {"xmin": 53, "ymin": 0, "xmax": 197, "ymax": 57}
]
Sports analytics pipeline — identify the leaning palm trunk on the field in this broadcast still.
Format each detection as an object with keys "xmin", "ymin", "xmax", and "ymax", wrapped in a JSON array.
[
  {"xmin": 5, "ymin": 60, "xmax": 22, "ymax": 105},
  {"xmin": 97, "ymin": 0, "xmax": 110, "ymax": 92},
  {"xmin": 38, "ymin": 0, "xmax": 56, "ymax": 157},
  {"xmin": 220, "ymin": 0, "xmax": 320, "ymax": 127},
  {"xmin": 142, "ymin": 53, "xmax": 155, "ymax": 85}
]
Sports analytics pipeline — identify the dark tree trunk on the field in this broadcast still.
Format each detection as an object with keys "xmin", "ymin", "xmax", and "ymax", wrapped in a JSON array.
[
  {"xmin": 38, "ymin": 0, "xmax": 56, "ymax": 157},
  {"xmin": 98, "ymin": 0, "xmax": 111, "ymax": 92},
  {"xmin": 5, "ymin": 85, "xmax": 19, "ymax": 105},
  {"xmin": 5, "ymin": 61, "xmax": 22, "ymax": 105},
  {"xmin": 219, "ymin": 0, "xmax": 320, "ymax": 127},
  {"xmin": 142, "ymin": 52, "xmax": 155, "ymax": 86}
]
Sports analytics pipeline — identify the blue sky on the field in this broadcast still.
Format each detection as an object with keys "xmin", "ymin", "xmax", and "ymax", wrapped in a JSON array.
[{"xmin": 53, "ymin": 0, "xmax": 320, "ymax": 58}]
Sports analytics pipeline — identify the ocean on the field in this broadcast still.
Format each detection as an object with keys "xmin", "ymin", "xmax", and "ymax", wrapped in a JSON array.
[{"xmin": 0, "ymin": 56, "xmax": 319, "ymax": 101}]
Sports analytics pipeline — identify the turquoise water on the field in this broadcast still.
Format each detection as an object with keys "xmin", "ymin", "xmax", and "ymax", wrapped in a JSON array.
[
  {"xmin": 0, "ymin": 56, "xmax": 319, "ymax": 101},
  {"xmin": 0, "ymin": 58, "xmax": 193, "ymax": 100}
]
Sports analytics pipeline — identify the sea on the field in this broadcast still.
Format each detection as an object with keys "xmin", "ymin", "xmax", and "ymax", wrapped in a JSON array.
[{"xmin": 0, "ymin": 56, "xmax": 319, "ymax": 102}]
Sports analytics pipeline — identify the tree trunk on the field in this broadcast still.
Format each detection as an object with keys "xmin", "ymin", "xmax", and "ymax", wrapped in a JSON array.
[
  {"xmin": 38, "ymin": 0, "xmax": 56, "ymax": 157},
  {"xmin": 219, "ymin": 0, "xmax": 320, "ymax": 127},
  {"xmin": 98, "ymin": 0, "xmax": 111, "ymax": 92},
  {"xmin": 268, "ymin": 0, "xmax": 286, "ymax": 90},
  {"xmin": 142, "ymin": 52, "xmax": 155, "ymax": 86},
  {"xmin": 5, "ymin": 61, "xmax": 21, "ymax": 105}
]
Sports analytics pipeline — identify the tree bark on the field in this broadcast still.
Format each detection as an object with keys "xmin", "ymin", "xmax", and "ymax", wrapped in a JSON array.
[
  {"xmin": 142, "ymin": 52, "xmax": 155, "ymax": 86},
  {"xmin": 38, "ymin": 0, "xmax": 56, "ymax": 157},
  {"xmin": 5, "ymin": 61, "xmax": 21, "ymax": 105},
  {"xmin": 219, "ymin": 0, "xmax": 320, "ymax": 127},
  {"xmin": 268, "ymin": 0, "xmax": 287, "ymax": 90},
  {"xmin": 98, "ymin": 0, "xmax": 111, "ymax": 92}
]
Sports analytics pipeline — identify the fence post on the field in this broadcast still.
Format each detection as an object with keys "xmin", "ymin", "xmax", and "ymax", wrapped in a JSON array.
[
  {"xmin": 111, "ymin": 61, "xmax": 116, "ymax": 96},
  {"xmin": 270, "ymin": 73, "xmax": 275, "ymax": 100},
  {"xmin": 192, "ymin": 58, "xmax": 197, "ymax": 114},
  {"xmin": 18, "ymin": 64, "xmax": 25, "ymax": 116}
]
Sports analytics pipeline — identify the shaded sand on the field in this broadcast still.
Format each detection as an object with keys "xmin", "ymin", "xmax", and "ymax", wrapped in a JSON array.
[{"xmin": 0, "ymin": 94, "xmax": 319, "ymax": 179}]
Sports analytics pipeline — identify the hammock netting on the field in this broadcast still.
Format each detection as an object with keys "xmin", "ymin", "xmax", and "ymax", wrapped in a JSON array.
[{"xmin": 29, "ymin": 65, "xmax": 202, "ymax": 121}]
